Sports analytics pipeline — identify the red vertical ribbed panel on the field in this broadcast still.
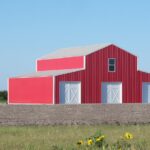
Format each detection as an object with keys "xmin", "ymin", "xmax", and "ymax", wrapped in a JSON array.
[{"xmin": 55, "ymin": 44, "xmax": 138, "ymax": 104}]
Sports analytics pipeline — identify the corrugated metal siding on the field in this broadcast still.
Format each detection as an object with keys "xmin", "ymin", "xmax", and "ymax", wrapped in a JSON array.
[{"xmin": 55, "ymin": 44, "xmax": 138, "ymax": 104}]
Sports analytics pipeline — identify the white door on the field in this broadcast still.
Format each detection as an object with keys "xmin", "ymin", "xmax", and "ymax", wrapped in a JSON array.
[
  {"xmin": 102, "ymin": 82, "xmax": 122, "ymax": 104},
  {"xmin": 142, "ymin": 83, "xmax": 150, "ymax": 103},
  {"xmin": 60, "ymin": 82, "xmax": 81, "ymax": 104}
]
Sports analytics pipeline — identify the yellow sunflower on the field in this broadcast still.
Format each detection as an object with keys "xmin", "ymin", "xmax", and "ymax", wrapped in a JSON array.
[
  {"xmin": 124, "ymin": 132, "xmax": 133, "ymax": 140},
  {"xmin": 77, "ymin": 140, "xmax": 83, "ymax": 145},
  {"xmin": 87, "ymin": 139, "xmax": 93, "ymax": 145}
]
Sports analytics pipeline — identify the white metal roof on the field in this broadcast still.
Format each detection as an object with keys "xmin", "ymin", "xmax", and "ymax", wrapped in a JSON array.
[
  {"xmin": 16, "ymin": 68, "xmax": 83, "ymax": 78},
  {"xmin": 40, "ymin": 43, "xmax": 111, "ymax": 59}
]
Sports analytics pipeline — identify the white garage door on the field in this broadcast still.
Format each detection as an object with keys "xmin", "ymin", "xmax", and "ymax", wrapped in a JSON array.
[
  {"xmin": 142, "ymin": 83, "xmax": 150, "ymax": 103},
  {"xmin": 102, "ymin": 82, "xmax": 122, "ymax": 104},
  {"xmin": 60, "ymin": 82, "xmax": 81, "ymax": 104}
]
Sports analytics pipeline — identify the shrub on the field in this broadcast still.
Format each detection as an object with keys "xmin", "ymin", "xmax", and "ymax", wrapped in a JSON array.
[{"xmin": 0, "ymin": 90, "xmax": 7, "ymax": 102}]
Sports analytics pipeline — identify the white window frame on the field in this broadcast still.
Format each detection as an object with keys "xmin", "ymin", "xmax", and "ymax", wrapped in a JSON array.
[{"xmin": 108, "ymin": 58, "xmax": 116, "ymax": 72}]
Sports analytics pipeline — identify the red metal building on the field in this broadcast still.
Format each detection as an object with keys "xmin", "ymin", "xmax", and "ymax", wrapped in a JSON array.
[{"xmin": 8, "ymin": 44, "xmax": 150, "ymax": 104}]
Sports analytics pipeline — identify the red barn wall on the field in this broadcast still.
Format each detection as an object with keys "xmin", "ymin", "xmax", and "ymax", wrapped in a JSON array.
[
  {"xmin": 37, "ymin": 56, "xmax": 84, "ymax": 71},
  {"xmin": 9, "ymin": 77, "xmax": 53, "ymax": 104},
  {"xmin": 55, "ymin": 45, "xmax": 138, "ymax": 104}
]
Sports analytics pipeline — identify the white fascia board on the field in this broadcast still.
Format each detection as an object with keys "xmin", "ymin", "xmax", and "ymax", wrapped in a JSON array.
[
  {"xmin": 53, "ymin": 76, "xmax": 55, "ymax": 105},
  {"xmin": 8, "ymin": 103, "xmax": 53, "ymax": 105},
  {"xmin": 35, "ymin": 59, "xmax": 38, "ymax": 72},
  {"xmin": 84, "ymin": 55, "xmax": 86, "ymax": 69}
]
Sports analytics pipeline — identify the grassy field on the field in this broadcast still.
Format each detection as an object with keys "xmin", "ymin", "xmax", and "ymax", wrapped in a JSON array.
[{"xmin": 0, "ymin": 125, "xmax": 149, "ymax": 150}]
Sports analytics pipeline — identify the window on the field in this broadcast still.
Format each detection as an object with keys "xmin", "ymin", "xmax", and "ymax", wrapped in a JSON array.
[{"xmin": 108, "ymin": 58, "xmax": 116, "ymax": 72}]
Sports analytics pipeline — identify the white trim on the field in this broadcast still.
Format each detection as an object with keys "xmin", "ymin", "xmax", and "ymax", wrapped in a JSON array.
[
  {"xmin": 108, "ymin": 58, "xmax": 116, "ymax": 72},
  {"xmin": 35, "ymin": 59, "xmax": 38, "ymax": 72},
  {"xmin": 14, "ymin": 68, "xmax": 85, "ymax": 78},
  {"xmin": 8, "ymin": 103, "xmax": 53, "ymax": 105},
  {"xmin": 83, "ymin": 55, "xmax": 86, "ymax": 69},
  {"xmin": 7, "ymin": 78, "xmax": 9, "ymax": 105},
  {"xmin": 17, "ymin": 76, "xmax": 52, "ymax": 79},
  {"xmin": 79, "ymin": 82, "xmax": 81, "ymax": 104},
  {"xmin": 53, "ymin": 76, "xmax": 55, "ymax": 104},
  {"xmin": 39, "ymin": 55, "xmax": 85, "ymax": 60},
  {"xmin": 120, "ymin": 83, "xmax": 122, "ymax": 104},
  {"xmin": 40, "ymin": 55, "xmax": 85, "ymax": 60}
]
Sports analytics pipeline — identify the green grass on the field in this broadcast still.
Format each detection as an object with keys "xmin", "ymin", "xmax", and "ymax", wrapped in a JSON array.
[
  {"xmin": 0, "ymin": 97, "xmax": 7, "ymax": 104},
  {"xmin": 0, "ymin": 125, "xmax": 149, "ymax": 150}
]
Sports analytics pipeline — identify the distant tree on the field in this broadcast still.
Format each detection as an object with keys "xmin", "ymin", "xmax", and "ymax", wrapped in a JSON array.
[{"xmin": 0, "ymin": 91, "xmax": 7, "ymax": 100}]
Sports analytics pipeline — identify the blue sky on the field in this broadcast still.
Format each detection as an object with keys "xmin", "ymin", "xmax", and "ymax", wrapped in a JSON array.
[{"xmin": 0, "ymin": 0, "xmax": 150, "ymax": 90}]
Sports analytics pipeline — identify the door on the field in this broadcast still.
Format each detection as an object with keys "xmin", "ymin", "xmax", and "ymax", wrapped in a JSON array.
[
  {"xmin": 60, "ymin": 82, "xmax": 81, "ymax": 104},
  {"xmin": 102, "ymin": 82, "xmax": 122, "ymax": 103},
  {"xmin": 142, "ymin": 83, "xmax": 150, "ymax": 103}
]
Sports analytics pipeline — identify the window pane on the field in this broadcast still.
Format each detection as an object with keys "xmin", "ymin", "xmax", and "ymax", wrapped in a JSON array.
[
  {"xmin": 109, "ymin": 59, "xmax": 115, "ymax": 65},
  {"xmin": 109, "ymin": 65, "xmax": 115, "ymax": 71}
]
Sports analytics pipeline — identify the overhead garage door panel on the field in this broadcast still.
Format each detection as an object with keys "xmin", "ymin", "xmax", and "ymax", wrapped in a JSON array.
[
  {"xmin": 102, "ymin": 82, "xmax": 122, "ymax": 104},
  {"xmin": 142, "ymin": 83, "xmax": 150, "ymax": 103},
  {"xmin": 60, "ymin": 82, "xmax": 81, "ymax": 104},
  {"xmin": 70, "ymin": 83, "xmax": 80, "ymax": 104}
]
